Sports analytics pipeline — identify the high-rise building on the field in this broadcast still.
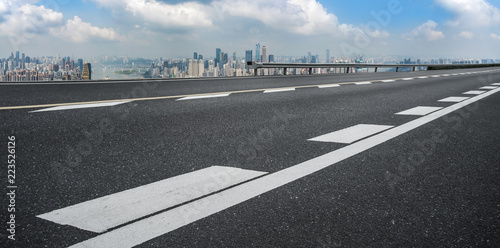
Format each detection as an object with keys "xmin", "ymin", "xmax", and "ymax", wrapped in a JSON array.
[
  {"xmin": 255, "ymin": 43, "xmax": 261, "ymax": 62},
  {"xmin": 326, "ymin": 49, "xmax": 330, "ymax": 63},
  {"xmin": 198, "ymin": 55, "xmax": 203, "ymax": 60},
  {"xmin": 77, "ymin": 59, "xmax": 84, "ymax": 72},
  {"xmin": 262, "ymin": 46, "xmax": 267, "ymax": 63},
  {"xmin": 245, "ymin": 50, "xmax": 253, "ymax": 70},
  {"xmin": 269, "ymin": 55, "xmax": 274, "ymax": 63},
  {"xmin": 307, "ymin": 52, "xmax": 311, "ymax": 63},
  {"xmin": 82, "ymin": 62, "xmax": 92, "ymax": 80},
  {"xmin": 233, "ymin": 52, "xmax": 236, "ymax": 61},
  {"xmin": 194, "ymin": 52, "xmax": 198, "ymax": 60},
  {"xmin": 215, "ymin": 48, "xmax": 221, "ymax": 67}
]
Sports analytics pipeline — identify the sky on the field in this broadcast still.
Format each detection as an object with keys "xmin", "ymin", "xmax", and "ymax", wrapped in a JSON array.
[{"xmin": 1, "ymin": 0, "xmax": 500, "ymax": 59}]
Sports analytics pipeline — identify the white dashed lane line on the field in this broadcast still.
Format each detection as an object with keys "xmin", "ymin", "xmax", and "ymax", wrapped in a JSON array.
[
  {"xmin": 463, "ymin": 90, "xmax": 486, "ymax": 95},
  {"xmin": 38, "ymin": 166, "xmax": 267, "ymax": 233},
  {"xmin": 264, "ymin": 88, "xmax": 296, "ymax": 93},
  {"xmin": 29, "ymin": 101, "xmax": 131, "ymax": 113},
  {"xmin": 318, "ymin": 84, "xmax": 340, "ymax": 88},
  {"xmin": 479, "ymin": 86, "xmax": 499, "ymax": 90},
  {"xmin": 438, "ymin": 97, "xmax": 470, "ymax": 103},
  {"xmin": 176, "ymin": 94, "xmax": 230, "ymax": 101},
  {"xmin": 355, "ymin": 82, "xmax": 372, "ymax": 85},
  {"xmin": 308, "ymin": 124, "xmax": 394, "ymax": 144},
  {"xmin": 395, "ymin": 106, "xmax": 443, "ymax": 116}
]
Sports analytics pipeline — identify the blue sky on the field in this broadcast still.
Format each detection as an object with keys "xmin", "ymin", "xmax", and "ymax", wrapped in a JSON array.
[{"xmin": 1, "ymin": 0, "xmax": 500, "ymax": 59}]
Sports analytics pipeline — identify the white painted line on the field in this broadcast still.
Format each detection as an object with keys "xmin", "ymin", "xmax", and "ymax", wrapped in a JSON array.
[
  {"xmin": 30, "ymin": 101, "xmax": 131, "ymax": 113},
  {"xmin": 69, "ymin": 86, "xmax": 500, "ymax": 248},
  {"xmin": 381, "ymin": 80, "xmax": 396, "ymax": 83},
  {"xmin": 355, "ymin": 82, "xmax": 372, "ymax": 85},
  {"xmin": 463, "ymin": 90, "xmax": 486, "ymax": 95},
  {"xmin": 417, "ymin": 76, "xmax": 429, "ymax": 79},
  {"xmin": 176, "ymin": 94, "xmax": 230, "ymax": 101},
  {"xmin": 492, "ymin": 83, "xmax": 500, "ymax": 86},
  {"xmin": 431, "ymin": 75, "xmax": 441, "ymax": 78},
  {"xmin": 451, "ymin": 74, "xmax": 459, "ymax": 76},
  {"xmin": 479, "ymin": 86, "xmax": 498, "ymax": 90},
  {"xmin": 401, "ymin": 78, "xmax": 414, "ymax": 81},
  {"xmin": 38, "ymin": 166, "xmax": 266, "ymax": 233},
  {"xmin": 308, "ymin": 124, "xmax": 394, "ymax": 144},
  {"xmin": 395, "ymin": 106, "xmax": 443, "ymax": 116},
  {"xmin": 263, "ymin": 88, "xmax": 295, "ymax": 93},
  {"xmin": 318, "ymin": 84, "xmax": 340, "ymax": 88},
  {"xmin": 438, "ymin": 97, "xmax": 470, "ymax": 103},
  {"xmin": 441, "ymin": 74, "xmax": 450, "ymax": 77}
]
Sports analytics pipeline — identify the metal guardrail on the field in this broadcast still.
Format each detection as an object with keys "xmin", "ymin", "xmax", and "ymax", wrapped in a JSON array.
[{"xmin": 247, "ymin": 62, "xmax": 500, "ymax": 76}]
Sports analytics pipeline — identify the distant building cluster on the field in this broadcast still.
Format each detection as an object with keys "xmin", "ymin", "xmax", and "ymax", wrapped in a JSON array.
[
  {"xmin": 0, "ymin": 51, "xmax": 91, "ymax": 82},
  {"xmin": 2, "ymin": 46, "xmax": 499, "ymax": 82}
]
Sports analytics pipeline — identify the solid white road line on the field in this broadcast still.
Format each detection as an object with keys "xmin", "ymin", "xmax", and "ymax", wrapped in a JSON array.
[
  {"xmin": 69, "ymin": 86, "xmax": 500, "ymax": 248},
  {"xmin": 479, "ymin": 86, "xmax": 499, "ymax": 90},
  {"xmin": 30, "ymin": 101, "xmax": 131, "ymax": 113},
  {"xmin": 38, "ymin": 166, "xmax": 266, "ymax": 233},
  {"xmin": 395, "ymin": 106, "xmax": 443, "ymax": 116},
  {"xmin": 176, "ymin": 94, "xmax": 230, "ymax": 101},
  {"xmin": 264, "ymin": 88, "xmax": 295, "ymax": 93},
  {"xmin": 308, "ymin": 124, "xmax": 394, "ymax": 144},
  {"xmin": 463, "ymin": 90, "xmax": 486, "ymax": 95},
  {"xmin": 318, "ymin": 84, "xmax": 340, "ymax": 88},
  {"xmin": 438, "ymin": 97, "xmax": 470, "ymax": 103},
  {"xmin": 355, "ymin": 82, "xmax": 372, "ymax": 85},
  {"xmin": 492, "ymin": 83, "xmax": 500, "ymax": 86}
]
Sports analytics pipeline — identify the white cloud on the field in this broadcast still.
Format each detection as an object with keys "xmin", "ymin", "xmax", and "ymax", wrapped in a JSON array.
[
  {"xmin": 405, "ymin": 20, "xmax": 445, "ymax": 41},
  {"xmin": 0, "ymin": 3, "xmax": 64, "ymax": 45},
  {"xmin": 51, "ymin": 16, "xmax": 123, "ymax": 43},
  {"xmin": 458, "ymin": 31, "xmax": 473, "ymax": 39},
  {"xmin": 89, "ymin": 0, "xmax": 387, "ymax": 38},
  {"xmin": 491, "ymin": 33, "xmax": 500, "ymax": 40},
  {"xmin": 214, "ymin": 0, "xmax": 340, "ymax": 35},
  {"xmin": 90, "ymin": 0, "xmax": 212, "ymax": 28},
  {"xmin": 436, "ymin": 0, "xmax": 500, "ymax": 27}
]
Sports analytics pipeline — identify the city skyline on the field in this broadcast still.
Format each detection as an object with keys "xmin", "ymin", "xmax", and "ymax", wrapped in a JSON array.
[{"xmin": 1, "ymin": 0, "xmax": 500, "ymax": 59}]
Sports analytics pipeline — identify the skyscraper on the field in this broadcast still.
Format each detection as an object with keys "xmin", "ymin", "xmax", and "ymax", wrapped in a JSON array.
[
  {"xmin": 78, "ymin": 59, "xmax": 84, "ymax": 72},
  {"xmin": 82, "ymin": 62, "xmax": 92, "ymax": 80},
  {"xmin": 326, "ymin": 49, "xmax": 330, "ymax": 63},
  {"xmin": 215, "ymin": 48, "xmax": 221, "ymax": 67},
  {"xmin": 194, "ymin": 52, "xmax": 198, "ymax": 60},
  {"xmin": 233, "ymin": 52, "xmax": 236, "ymax": 61},
  {"xmin": 255, "ymin": 43, "xmax": 261, "ymax": 62},
  {"xmin": 245, "ymin": 50, "xmax": 253, "ymax": 70},
  {"xmin": 269, "ymin": 54, "xmax": 274, "ymax": 63},
  {"xmin": 262, "ymin": 46, "xmax": 267, "ymax": 63}
]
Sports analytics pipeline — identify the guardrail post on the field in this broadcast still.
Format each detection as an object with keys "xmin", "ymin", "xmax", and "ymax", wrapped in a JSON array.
[
  {"xmin": 396, "ymin": 67, "xmax": 399, "ymax": 72},
  {"xmin": 254, "ymin": 68, "xmax": 257, "ymax": 76},
  {"xmin": 309, "ymin": 68, "xmax": 312, "ymax": 75},
  {"xmin": 346, "ymin": 67, "xmax": 350, "ymax": 73},
  {"xmin": 413, "ymin": 66, "xmax": 416, "ymax": 71},
  {"xmin": 375, "ymin": 67, "xmax": 378, "ymax": 73}
]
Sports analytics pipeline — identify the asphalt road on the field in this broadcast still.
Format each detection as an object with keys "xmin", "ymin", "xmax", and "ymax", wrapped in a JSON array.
[{"xmin": 1, "ymin": 68, "xmax": 499, "ymax": 247}]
